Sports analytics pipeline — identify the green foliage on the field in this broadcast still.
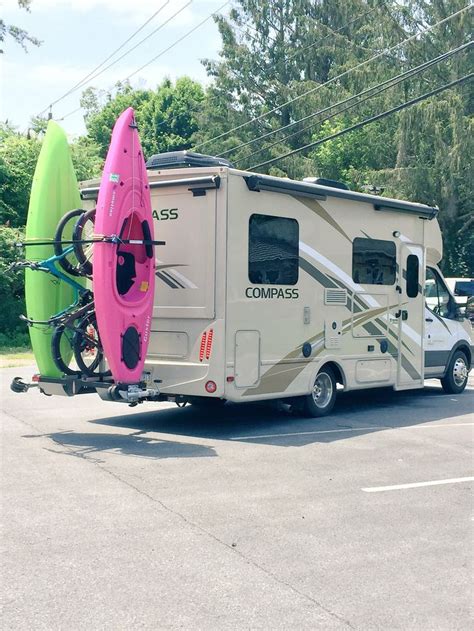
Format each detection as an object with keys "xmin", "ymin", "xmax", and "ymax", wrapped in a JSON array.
[
  {"xmin": 0, "ymin": 226, "xmax": 26, "ymax": 338},
  {"xmin": 138, "ymin": 77, "xmax": 205, "ymax": 157},
  {"xmin": 0, "ymin": 0, "xmax": 41, "ymax": 53},
  {"xmin": 70, "ymin": 137, "xmax": 103, "ymax": 182},
  {"xmin": 0, "ymin": 126, "xmax": 41, "ymax": 226},
  {"xmin": 82, "ymin": 77, "xmax": 205, "ymax": 159},
  {"xmin": 81, "ymin": 82, "xmax": 153, "ymax": 156}
]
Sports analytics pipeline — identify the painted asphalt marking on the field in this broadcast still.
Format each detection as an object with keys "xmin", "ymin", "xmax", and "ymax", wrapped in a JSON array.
[
  {"xmin": 229, "ymin": 422, "xmax": 474, "ymax": 441},
  {"xmin": 362, "ymin": 477, "xmax": 474, "ymax": 493}
]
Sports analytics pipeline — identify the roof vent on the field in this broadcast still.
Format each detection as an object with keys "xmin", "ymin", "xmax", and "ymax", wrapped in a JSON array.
[
  {"xmin": 146, "ymin": 150, "xmax": 233, "ymax": 170},
  {"xmin": 303, "ymin": 177, "xmax": 349, "ymax": 191}
]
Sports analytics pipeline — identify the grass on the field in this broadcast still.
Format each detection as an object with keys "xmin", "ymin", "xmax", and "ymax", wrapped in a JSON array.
[
  {"xmin": 0, "ymin": 341, "xmax": 34, "ymax": 368},
  {"xmin": 0, "ymin": 331, "xmax": 34, "ymax": 368}
]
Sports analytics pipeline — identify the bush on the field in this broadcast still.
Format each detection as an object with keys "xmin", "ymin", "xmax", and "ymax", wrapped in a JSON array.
[{"xmin": 0, "ymin": 225, "xmax": 27, "ymax": 340}]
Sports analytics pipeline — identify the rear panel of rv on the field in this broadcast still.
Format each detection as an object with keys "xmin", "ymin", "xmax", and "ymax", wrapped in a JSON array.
[{"xmin": 144, "ymin": 168, "xmax": 227, "ymax": 397}]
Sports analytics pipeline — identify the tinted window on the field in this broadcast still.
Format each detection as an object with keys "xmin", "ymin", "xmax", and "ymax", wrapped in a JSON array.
[
  {"xmin": 352, "ymin": 238, "xmax": 396, "ymax": 285},
  {"xmin": 406, "ymin": 254, "xmax": 419, "ymax": 298},
  {"xmin": 249, "ymin": 214, "xmax": 299, "ymax": 285},
  {"xmin": 425, "ymin": 268, "xmax": 451, "ymax": 318},
  {"xmin": 454, "ymin": 281, "xmax": 474, "ymax": 297}
]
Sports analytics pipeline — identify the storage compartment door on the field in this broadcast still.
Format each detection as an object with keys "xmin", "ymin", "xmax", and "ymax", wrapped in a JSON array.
[{"xmin": 235, "ymin": 330, "xmax": 260, "ymax": 388}]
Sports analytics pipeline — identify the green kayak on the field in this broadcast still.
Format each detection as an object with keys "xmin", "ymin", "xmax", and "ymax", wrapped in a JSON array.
[{"xmin": 25, "ymin": 120, "xmax": 83, "ymax": 377}]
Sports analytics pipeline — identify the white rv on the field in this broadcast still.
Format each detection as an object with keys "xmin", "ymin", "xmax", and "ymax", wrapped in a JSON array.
[{"xmin": 34, "ymin": 152, "xmax": 473, "ymax": 416}]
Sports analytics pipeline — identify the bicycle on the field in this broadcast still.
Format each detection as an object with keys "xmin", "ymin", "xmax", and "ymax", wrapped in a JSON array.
[{"xmin": 12, "ymin": 209, "xmax": 109, "ymax": 378}]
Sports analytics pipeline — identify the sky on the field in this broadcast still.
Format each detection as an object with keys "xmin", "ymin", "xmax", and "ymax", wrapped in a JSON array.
[{"xmin": 1, "ymin": 0, "xmax": 226, "ymax": 137}]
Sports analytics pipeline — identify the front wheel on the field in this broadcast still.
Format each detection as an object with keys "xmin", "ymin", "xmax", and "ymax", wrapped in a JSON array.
[
  {"xmin": 441, "ymin": 350, "xmax": 469, "ymax": 394},
  {"xmin": 300, "ymin": 367, "xmax": 337, "ymax": 417},
  {"xmin": 54, "ymin": 209, "xmax": 86, "ymax": 277}
]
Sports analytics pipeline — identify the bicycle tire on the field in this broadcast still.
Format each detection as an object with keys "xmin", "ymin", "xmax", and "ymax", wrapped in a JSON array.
[
  {"xmin": 51, "ymin": 323, "xmax": 81, "ymax": 376},
  {"xmin": 54, "ymin": 208, "xmax": 86, "ymax": 277},
  {"xmin": 73, "ymin": 312, "xmax": 110, "ymax": 377},
  {"xmin": 73, "ymin": 208, "xmax": 96, "ymax": 277}
]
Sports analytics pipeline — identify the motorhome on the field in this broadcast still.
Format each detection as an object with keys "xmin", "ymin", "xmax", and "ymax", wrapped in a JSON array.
[{"xmin": 20, "ymin": 151, "xmax": 473, "ymax": 416}]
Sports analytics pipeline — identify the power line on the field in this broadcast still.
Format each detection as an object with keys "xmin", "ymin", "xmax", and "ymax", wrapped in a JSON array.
[
  {"xmin": 219, "ymin": 41, "xmax": 472, "ymax": 159},
  {"xmin": 38, "ymin": 1, "xmax": 171, "ymax": 117},
  {"xmin": 249, "ymin": 73, "xmax": 473, "ymax": 171},
  {"xmin": 123, "ymin": 0, "xmax": 231, "ymax": 82},
  {"xmin": 233, "ymin": 41, "xmax": 472, "ymax": 166},
  {"xmin": 57, "ymin": 1, "xmax": 231, "ymax": 122},
  {"xmin": 50, "ymin": 1, "xmax": 193, "ymax": 118},
  {"xmin": 193, "ymin": 3, "xmax": 472, "ymax": 151}
]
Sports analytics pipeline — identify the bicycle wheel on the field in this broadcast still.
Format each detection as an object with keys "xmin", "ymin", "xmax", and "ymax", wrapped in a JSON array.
[
  {"xmin": 73, "ymin": 312, "xmax": 110, "ymax": 377},
  {"xmin": 51, "ymin": 322, "xmax": 81, "ymax": 376},
  {"xmin": 73, "ymin": 208, "xmax": 96, "ymax": 277},
  {"xmin": 54, "ymin": 208, "xmax": 86, "ymax": 277}
]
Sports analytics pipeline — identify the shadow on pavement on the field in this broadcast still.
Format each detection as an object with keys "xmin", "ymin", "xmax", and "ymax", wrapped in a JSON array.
[
  {"xmin": 25, "ymin": 429, "xmax": 217, "ymax": 462},
  {"xmin": 88, "ymin": 384, "xmax": 473, "ymax": 450}
]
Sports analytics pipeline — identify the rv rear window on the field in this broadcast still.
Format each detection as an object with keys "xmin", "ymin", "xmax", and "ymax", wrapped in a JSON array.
[
  {"xmin": 248, "ymin": 214, "xmax": 299, "ymax": 285},
  {"xmin": 352, "ymin": 237, "xmax": 396, "ymax": 285}
]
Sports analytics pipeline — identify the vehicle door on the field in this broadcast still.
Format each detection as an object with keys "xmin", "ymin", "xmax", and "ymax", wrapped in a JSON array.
[
  {"xmin": 396, "ymin": 244, "xmax": 424, "ymax": 388},
  {"xmin": 424, "ymin": 267, "xmax": 456, "ymax": 375}
]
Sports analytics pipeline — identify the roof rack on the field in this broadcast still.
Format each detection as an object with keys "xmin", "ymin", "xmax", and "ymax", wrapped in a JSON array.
[{"xmin": 146, "ymin": 150, "xmax": 233, "ymax": 170}]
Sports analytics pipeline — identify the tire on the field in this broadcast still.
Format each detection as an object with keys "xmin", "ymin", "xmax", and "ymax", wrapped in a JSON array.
[
  {"xmin": 73, "ymin": 313, "xmax": 110, "ymax": 378},
  {"xmin": 440, "ymin": 350, "xmax": 469, "ymax": 394},
  {"xmin": 73, "ymin": 209, "xmax": 96, "ymax": 277},
  {"xmin": 301, "ymin": 366, "xmax": 337, "ymax": 417},
  {"xmin": 54, "ymin": 209, "xmax": 86, "ymax": 277},
  {"xmin": 51, "ymin": 323, "xmax": 81, "ymax": 376}
]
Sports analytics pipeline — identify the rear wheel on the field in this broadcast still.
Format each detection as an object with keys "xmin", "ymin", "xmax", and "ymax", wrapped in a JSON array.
[
  {"xmin": 73, "ymin": 313, "xmax": 110, "ymax": 377},
  {"xmin": 441, "ymin": 350, "xmax": 469, "ymax": 394},
  {"xmin": 300, "ymin": 367, "xmax": 337, "ymax": 417},
  {"xmin": 54, "ymin": 209, "xmax": 86, "ymax": 277},
  {"xmin": 51, "ymin": 323, "xmax": 81, "ymax": 376}
]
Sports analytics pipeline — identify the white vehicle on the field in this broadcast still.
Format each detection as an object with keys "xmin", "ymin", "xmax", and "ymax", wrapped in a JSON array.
[{"xmin": 20, "ymin": 151, "xmax": 473, "ymax": 416}]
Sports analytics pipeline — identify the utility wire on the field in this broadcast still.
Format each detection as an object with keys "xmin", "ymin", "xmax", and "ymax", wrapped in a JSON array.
[
  {"xmin": 57, "ymin": 1, "xmax": 231, "ymax": 122},
  {"xmin": 219, "ymin": 41, "xmax": 472, "ymax": 159},
  {"xmin": 193, "ymin": 4, "xmax": 472, "ymax": 151},
  {"xmin": 52, "ymin": 1, "xmax": 193, "ymax": 116},
  {"xmin": 233, "ymin": 41, "xmax": 472, "ymax": 166},
  {"xmin": 249, "ymin": 73, "xmax": 473, "ymax": 171},
  {"xmin": 123, "ymin": 0, "xmax": 231, "ymax": 82},
  {"xmin": 38, "ymin": 1, "xmax": 171, "ymax": 117}
]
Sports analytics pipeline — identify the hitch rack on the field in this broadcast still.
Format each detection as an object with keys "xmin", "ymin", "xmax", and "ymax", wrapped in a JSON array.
[{"xmin": 11, "ymin": 373, "xmax": 163, "ymax": 404}]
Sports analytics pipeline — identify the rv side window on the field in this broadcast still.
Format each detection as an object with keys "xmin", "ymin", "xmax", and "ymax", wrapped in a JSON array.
[
  {"xmin": 406, "ymin": 254, "xmax": 419, "ymax": 298},
  {"xmin": 352, "ymin": 238, "xmax": 396, "ymax": 285},
  {"xmin": 248, "ymin": 214, "xmax": 299, "ymax": 285}
]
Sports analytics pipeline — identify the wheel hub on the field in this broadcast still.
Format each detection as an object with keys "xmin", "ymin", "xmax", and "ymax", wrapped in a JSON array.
[
  {"xmin": 453, "ymin": 358, "xmax": 468, "ymax": 386},
  {"xmin": 312, "ymin": 373, "xmax": 333, "ymax": 408}
]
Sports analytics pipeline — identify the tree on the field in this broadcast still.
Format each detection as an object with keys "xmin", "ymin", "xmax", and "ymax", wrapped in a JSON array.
[
  {"xmin": 82, "ymin": 77, "xmax": 206, "ymax": 159},
  {"xmin": 0, "ymin": 125, "xmax": 41, "ymax": 226},
  {"xmin": 81, "ymin": 82, "xmax": 153, "ymax": 157},
  {"xmin": 0, "ymin": 0, "xmax": 41, "ymax": 54}
]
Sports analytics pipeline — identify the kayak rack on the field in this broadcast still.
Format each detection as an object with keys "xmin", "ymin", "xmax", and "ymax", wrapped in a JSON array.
[{"xmin": 10, "ymin": 373, "xmax": 163, "ymax": 405}]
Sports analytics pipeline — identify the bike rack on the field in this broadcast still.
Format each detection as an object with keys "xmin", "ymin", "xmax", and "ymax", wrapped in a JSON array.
[{"xmin": 10, "ymin": 373, "xmax": 163, "ymax": 405}]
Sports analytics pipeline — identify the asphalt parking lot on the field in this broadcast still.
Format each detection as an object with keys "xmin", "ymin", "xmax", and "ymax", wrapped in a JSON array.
[{"xmin": 1, "ymin": 365, "xmax": 473, "ymax": 630}]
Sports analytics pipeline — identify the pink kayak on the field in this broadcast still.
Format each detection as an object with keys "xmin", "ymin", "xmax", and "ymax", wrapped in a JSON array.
[{"xmin": 93, "ymin": 107, "xmax": 155, "ymax": 385}]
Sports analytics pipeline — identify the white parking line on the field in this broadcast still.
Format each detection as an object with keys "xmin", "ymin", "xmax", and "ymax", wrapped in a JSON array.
[
  {"xmin": 229, "ymin": 422, "xmax": 474, "ymax": 441},
  {"xmin": 362, "ymin": 477, "xmax": 474, "ymax": 493}
]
